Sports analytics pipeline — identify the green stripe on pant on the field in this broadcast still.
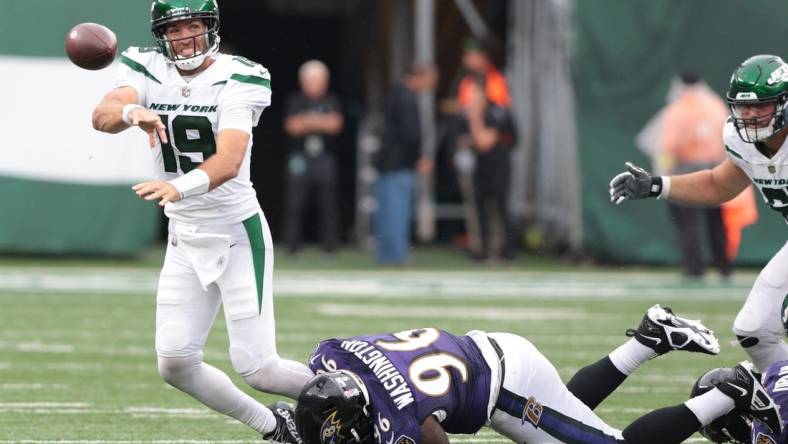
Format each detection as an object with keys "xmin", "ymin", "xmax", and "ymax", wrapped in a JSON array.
[{"xmin": 242, "ymin": 213, "xmax": 266, "ymax": 314}]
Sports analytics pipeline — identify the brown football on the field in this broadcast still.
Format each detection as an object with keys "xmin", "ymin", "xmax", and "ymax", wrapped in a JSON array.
[{"xmin": 65, "ymin": 23, "xmax": 117, "ymax": 70}]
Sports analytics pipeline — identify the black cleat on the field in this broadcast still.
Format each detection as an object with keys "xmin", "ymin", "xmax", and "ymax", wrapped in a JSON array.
[{"xmin": 625, "ymin": 304, "xmax": 720, "ymax": 355}]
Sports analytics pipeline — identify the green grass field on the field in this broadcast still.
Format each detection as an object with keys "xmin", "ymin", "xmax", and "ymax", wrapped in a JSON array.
[{"xmin": 0, "ymin": 248, "xmax": 755, "ymax": 443}]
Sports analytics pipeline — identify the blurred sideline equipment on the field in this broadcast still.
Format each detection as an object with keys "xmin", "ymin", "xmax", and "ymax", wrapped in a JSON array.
[{"xmin": 65, "ymin": 23, "xmax": 117, "ymax": 70}]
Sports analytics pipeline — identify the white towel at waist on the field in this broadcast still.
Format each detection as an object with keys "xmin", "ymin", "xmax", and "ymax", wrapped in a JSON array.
[{"xmin": 173, "ymin": 223, "xmax": 231, "ymax": 289}]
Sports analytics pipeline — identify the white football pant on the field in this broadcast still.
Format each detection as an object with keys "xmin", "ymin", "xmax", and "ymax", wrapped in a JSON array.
[
  {"xmin": 487, "ymin": 332, "xmax": 624, "ymax": 443},
  {"xmin": 154, "ymin": 211, "xmax": 312, "ymax": 432},
  {"xmin": 733, "ymin": 241, "xmax": 788, "ymax": 372}
]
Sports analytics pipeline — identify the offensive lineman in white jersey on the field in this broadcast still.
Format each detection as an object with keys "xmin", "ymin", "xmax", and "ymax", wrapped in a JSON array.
[
  {"xmin": 92, "ymin": 1, "xmax": 308, "ymax": 442},
  {"xmin": 609, "ymin": 54, "xmax": 788, "ymax": 375}
]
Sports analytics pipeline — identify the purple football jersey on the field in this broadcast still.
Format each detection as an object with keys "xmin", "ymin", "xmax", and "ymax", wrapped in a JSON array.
[
  {"xmin": 751, "ymin": 360, "xmax": 788, "ymax": 443},
  {"xmin": 308, "ymin": 328, "xmax": 493, "ymax": 444}
]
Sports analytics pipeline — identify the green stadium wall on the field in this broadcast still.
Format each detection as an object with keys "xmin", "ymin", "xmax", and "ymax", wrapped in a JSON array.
[
  {"xmin": 1, "ymin": 1, "xmax": 157, "ymax": 255},
  {"xmin": 574, "ymin": 0, "xmax": 788, "ymax": 265}
]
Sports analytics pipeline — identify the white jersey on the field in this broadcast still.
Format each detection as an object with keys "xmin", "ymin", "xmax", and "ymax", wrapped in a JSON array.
[
  {"xmin": 724, "ymin": 119, "xmax": 788, "ymax": 223},
  {"xmin": 114, "ymin": 46, "xmax": 271, "ymax": 225}
]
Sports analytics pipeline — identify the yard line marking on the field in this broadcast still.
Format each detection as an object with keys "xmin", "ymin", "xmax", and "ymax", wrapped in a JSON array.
[
  {"xmin": 125, "ymin": 406, "xmax": 212, "ymax": 416},
  {"xmin": 3, "ymin": 341, "xmax": 75, "ymax": 353},
  {"xmin": 0, "ymin": 402, "xmax": 89, "ymax": 408},
  {"xmin": 0, "ymin": 383, "xmax": 68, "ymax": 390},
  {"xmin": 0, "ymin": 405, "xmax": 217, "ymax": 419}
]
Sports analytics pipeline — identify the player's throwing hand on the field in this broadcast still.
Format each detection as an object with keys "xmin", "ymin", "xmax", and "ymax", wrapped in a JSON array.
[
  {"xmin": 127, "ymin": 107, "xmax": 168, "ymax": 147},
  {"xmin": 132, "ymin": 180, "xmax": 181, "ymax": 207}
]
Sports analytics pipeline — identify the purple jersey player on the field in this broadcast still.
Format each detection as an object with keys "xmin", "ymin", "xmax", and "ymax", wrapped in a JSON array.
[
  {"xmin": 283, "ymin": 305, "xmax": 783, "ymax": 444},
  {"xmin": 305, "ymin": 328, "xmax": 493, "ymax": 443}
]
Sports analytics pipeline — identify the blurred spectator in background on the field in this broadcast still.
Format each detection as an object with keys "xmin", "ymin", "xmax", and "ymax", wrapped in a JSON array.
[
  {"xmin": 659, "ymin": 72, "xmax": 755, "ymax": 279},
  {"xmin": 283, "ymin": 60, "xmax": 343, "ymax": 257},
  {"xmin": 441, "ymin": 37, "xmax": 513, "ymax": 257},
  {"xmin": 458, "ymin": 38, "xmax": 510, "ymax": 109},
  {"xmin": 374, "ymin": 63, "xmax": 438, "ymax": 265},
  {"xmin": 460, "ymin": 78, "xmax": 517, "ymax": 262}
]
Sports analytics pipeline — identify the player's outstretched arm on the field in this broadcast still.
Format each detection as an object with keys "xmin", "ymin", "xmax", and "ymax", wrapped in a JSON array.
[
  {"xmin": 668, "ymin": 157, "xmax": 750, "ymax": 205},
  {"xmin": 199, "ymin": 128, "xmax": 250, "ymax": 189},
  {"xmin": 609, "ymin": 159, "xmax": 749, "ymax": 206},
  {"xmin": 92, "ymin": 86, "xmax": 140, "ymax": 134},
  {"xmin": 92, "ymin": 86, "xmax": 167, "ymax": 147},
  {"xmin": 131, "ymin": 129, "xmax": 248, "ymax": 207},
  {"xmin": 420, "ymin": 415, "xmax": 450, "ymax": 444}
]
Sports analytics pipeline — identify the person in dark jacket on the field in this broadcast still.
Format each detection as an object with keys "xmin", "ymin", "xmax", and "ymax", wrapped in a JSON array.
[
  {"xmin": 374, "ymin": 63, "xmax": 437, "ymax": 264},
  {"xmin": 283, "ymin": 60, "xmax": 344, "ymax": 256}
]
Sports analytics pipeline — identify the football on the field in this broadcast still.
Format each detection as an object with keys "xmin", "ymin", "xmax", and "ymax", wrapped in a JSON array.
[{"xmin": 65, "ymin": 23, "xmax": 117, "ymax": 70}]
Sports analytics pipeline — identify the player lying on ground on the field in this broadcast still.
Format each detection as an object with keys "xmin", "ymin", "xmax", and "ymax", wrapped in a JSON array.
[{"xmin": 274, "ymin": 305, "xmax": 782, "ymax": 444}]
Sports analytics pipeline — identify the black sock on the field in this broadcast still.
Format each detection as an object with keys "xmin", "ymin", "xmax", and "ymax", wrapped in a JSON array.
[
  {"xmin": 566, "ymin": 356, "xmax": 627, "ymax": 410},
  {"xmin": 622, "ymin": 404, "xmax": 701, "ymax": 444}
]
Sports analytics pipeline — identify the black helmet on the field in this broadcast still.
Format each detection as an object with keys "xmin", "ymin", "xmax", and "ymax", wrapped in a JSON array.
[
  {"xmin": 295, "ymin": 370, "xmax": 374, "ymax": 444},
  {"xmin": 690, "ymin": 368, "xmax": 752, "ymax": 443}
]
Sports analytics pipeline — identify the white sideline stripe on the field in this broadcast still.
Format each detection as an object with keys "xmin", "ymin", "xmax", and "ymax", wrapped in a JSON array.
[
  {"xmin": 317, "ymin": 304, "xmax": 587, "ymax": 320},
  {"xmin": 0, "ymin": 268, "xmax": 754, "ymax": 300}
]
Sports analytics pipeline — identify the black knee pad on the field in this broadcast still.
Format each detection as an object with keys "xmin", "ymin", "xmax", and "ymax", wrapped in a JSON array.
[{"xmin": 736, "ymin": 335, "xmax": 760, "ymax": 348}]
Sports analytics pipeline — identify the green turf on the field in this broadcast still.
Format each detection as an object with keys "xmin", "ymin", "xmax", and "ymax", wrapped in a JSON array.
[{"xmin": 0, "ymin": 258, "xmax": 753, "ymax": 442}]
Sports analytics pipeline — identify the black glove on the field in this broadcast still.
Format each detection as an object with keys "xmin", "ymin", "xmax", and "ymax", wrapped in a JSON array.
[
  {"xmin": 609, "ymin": 162, "xmax": 663, "ymax": 205},
  {"xmin": 263, "ymin": 401, "xmax": 303, "ymax": 444}
]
